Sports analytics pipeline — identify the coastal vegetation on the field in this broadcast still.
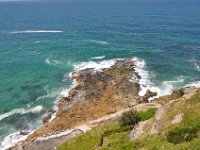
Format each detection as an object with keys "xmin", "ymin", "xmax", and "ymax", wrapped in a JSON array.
[
  {"xmin": 119, "ymin": 108, "xmax": 156, "ymax": 126},
  {"xmin": 58, "ymin": 108, "xmax": 157, "ymax": 150},
  {"xmin": 119, "ymin": 109, "xmax": 140, "ymax": 127},
  {"xmin": 58, "ymin": 91, "xmax": 200, "ymax": 150},
  {"xmin": 9, "ymin": 59, "xmax": 200, "ymax": 150}
]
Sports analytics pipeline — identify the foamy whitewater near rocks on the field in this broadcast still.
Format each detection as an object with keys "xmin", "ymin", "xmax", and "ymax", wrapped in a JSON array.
[
  {"xmin": 1, "ymin": 131, "xmax": 33, "ymax": 150},
  {"xmin": 5, "ymin": 57, "xmax": 198, "ymax": 150},
  {"xmin": 0, "ymin": 106, "xmax": 43, "ymax": 150},
  {"xmin": 185, "ymin": 81, "xmax": 200, "ymax": 88},
  {"xmin": 1, "ymin": 1, "xmax": 200, "ymax": 149},
  {"xmin": 131, "ymin": 57, "xmax": 176, "ymax": 100},
  {"xmin": 2, "ymin": 58, "xmax": 200, "ymax": 150}
]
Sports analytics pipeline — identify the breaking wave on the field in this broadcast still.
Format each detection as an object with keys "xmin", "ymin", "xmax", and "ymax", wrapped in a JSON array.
[
  {"xmin": 72, "ymin": 58, "xmax": 186, "ymax": 101},
  {"xmin": 91, "ymin": 56, "xmax": 105, "ymax": 60},
  {"xmin": 132, "ymin": 57, "xmax": 185, "ymax": 100},
  {"xmin": 73, "ymin": 59, "xmax": 116, "ymax": 72},
  {"xmin": 0, "ymin": 105, "xmax": 43, "ymax": 121},
  {"xmin": 10, "ymin": 30, "xmax": 63, "ymax": 34},
  {"xmin": 0, "ymin": 57, "xmax": 193, "ymax": 149},
  {"xmin": 1, "ymin": 131, "xmax": 31, "ymax": 150},
  {"xmin": 185, "ymin": 81, "xmax": 200, "ymax": 88}
]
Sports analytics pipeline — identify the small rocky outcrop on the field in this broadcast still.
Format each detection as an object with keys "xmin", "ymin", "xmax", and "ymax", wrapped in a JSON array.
[
  {"xmin": 138, "ymin": 90, "xmax": 157, "ymax": 103},
  {"xmin": 130, "ymin": 120, "xmax": 149, "ymax": 140},
  {"xmin": 172, "ymin": 113, "xmax": 184, "ymax": 124},
  {"xmin": 42, "ymin": 109, "xmax": 56, "ymax": 123}
]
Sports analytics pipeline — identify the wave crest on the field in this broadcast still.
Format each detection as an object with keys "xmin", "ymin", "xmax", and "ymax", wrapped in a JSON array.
[
  {"xmin": 89, "ymin": 40, "xmax": 109, "ymax": 45},
  {"xmin": 132, "ymin": 57, "xmax": 185, "ymax": 100},
  {"xmin": 45, "ymin": 58, "xmax": 63, "ymax": 66},
  {"xmin": 185, "ymin": 81, "xmax": 200, "ymax": 88},
  {"xmin": 10, "ymin": 30, "xmax": 63, "ymax": 34},
  {"xmin": 1, "ymin": 131, "xmax": 30, "ymax": 150},
  {"xmin": 73, "ymin": 59, "xmax": 116, "ymax": 72},
  {"xmin": 0, "ymin": 105, "xmax": 43, "ymax": 121},
  {"xmin": 91, "ymin": 56, "xmax": 105, "ymax": 60}
]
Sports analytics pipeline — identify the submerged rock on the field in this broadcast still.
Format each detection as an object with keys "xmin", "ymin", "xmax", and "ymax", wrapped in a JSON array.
[
  {"xmin": 20, "ymin": 130, "xmax": 29, "ymax": 136},
  {"xmin": 130, "ymin": 120, "xmax": 149, "ymax": 140}
]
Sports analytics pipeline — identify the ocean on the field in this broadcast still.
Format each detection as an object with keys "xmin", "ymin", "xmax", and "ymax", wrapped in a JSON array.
[{"xmin": 0, "ymin": 0, "xmax": 200, "ymax": 149}]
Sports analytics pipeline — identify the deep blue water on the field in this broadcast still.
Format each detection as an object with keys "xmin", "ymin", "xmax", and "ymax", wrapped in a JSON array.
[{"xmin": 0, "ymin": 0, "xmax": 200, "ymax": 148}]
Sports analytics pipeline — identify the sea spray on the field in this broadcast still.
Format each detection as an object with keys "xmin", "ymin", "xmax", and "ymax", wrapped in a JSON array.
[{"xmin": 132, "ymin": 57, "xmax": 185, "ymax": 100}]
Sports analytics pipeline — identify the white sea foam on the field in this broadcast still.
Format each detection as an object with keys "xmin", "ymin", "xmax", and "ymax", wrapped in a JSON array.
[
  {"xmin": 132, "ymin": 57, "xmax": 161, "ymax": 99},
  {"xmin": 73, "ymin": 59, "xmax": 116, "ymax": 72},
  {"xmin": 34, "ymin": 41, "xmax": 41, "ymax": 44},
  {"xmin": 35, "ymin": 86, "xmax": 71, "ymax": 121},
  {"xmin": 0, "ymin": 59, "xmax": 115, "ymax": 149},
  {"xmin": 73, "ymin": 58, "xmax": 174, "ymax": 101},
  {"xmin": 157, "ymin": 76, "xmax": 185, "ymax": 96},
  {"xmin": 36, "ymin": 89, "xmax": 60, "ymax": 101},
  {"xmin": 0, "ymin": 106, "xmax": 44, "ymax": 149},
  {"xmin": 60, "ymin": 79, "xmax": 78, "ymax": 98},
  {"xmin": 0, "ymin": 105, "xmax": 43, "ymax": 121},
  {"xmin": 91, "ymin": 56, "xmax": 105, "ymax": 60},
  {"xmin": 45, "ymin": 58, "xmax": 63, "ymax": 66},
  {"xmin": 1, "ymin": 131, "xmax": 30, "ymax": 150},
  {"xmin": 187, "ymin": 59, "xmax": 200, "ymax": 72},
  {"xmin": 132, "ymin": 57, "xmax": 151, "ymax": 96},
  {"xmin": 10, "ymin": 30, "xmax": 63, "ymax": 34},
  {"xmin": 89, "ymin": 40, "xmax": 110, "ymax": 45},
  {"xmin": 132, "ymin": 57, "xmax": 185, "ymax": 100},
  {"xmin": 184, "ymin": 81, "xmax": 200, "ymax": 88},
  {"xmin": 194, "ymin": 62, "xmax": 200, "ymax": 72}
]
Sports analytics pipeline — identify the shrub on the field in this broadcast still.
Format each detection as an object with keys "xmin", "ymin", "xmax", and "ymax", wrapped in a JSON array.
[
  {"xmin": 167, "ymin": 126, "xmax": 199, "ymax": 144},
  {"xmin": 139, "ymin": 108, "xmax": 157, "ymax": 121},
  {"xmin": 119, "ymin": 109, "xmax": 140, "ymax": 127}
]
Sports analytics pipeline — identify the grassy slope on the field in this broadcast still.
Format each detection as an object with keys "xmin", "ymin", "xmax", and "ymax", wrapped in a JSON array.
[{"xmin": 58, "ymin": 91, "xmax": 200, "ymax": 150}]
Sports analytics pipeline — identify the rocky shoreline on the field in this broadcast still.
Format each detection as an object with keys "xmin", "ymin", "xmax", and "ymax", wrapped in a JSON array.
[{"xmin": 9, "ymin": 59, "xmax": 199, "ymax": 150}]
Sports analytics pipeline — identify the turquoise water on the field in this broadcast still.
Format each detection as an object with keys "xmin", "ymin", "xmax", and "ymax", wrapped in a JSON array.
[{"xmin": 0, "ymin": 0, "xmax": 200, "ymax": 148}]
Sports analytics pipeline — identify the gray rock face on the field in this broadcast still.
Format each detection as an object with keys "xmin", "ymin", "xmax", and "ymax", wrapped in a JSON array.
[{"xmin": 129, "ymin": 120, "xmax": 148, "ymax": 140}]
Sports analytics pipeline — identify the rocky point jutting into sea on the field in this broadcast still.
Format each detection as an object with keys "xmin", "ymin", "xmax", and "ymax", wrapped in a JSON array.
[{"xmin": 9, "ymin": 58, "xmax": 198, "ymax": 150}]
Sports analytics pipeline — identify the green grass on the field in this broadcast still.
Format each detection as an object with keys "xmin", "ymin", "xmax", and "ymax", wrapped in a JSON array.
[
  {"xmin": 57, "ymin": 123, "xmax": 132, "ymax": 150},
  {"xmin": 57, "ymin": 108, "xmax": 156, "ymax": 150},
  {"xmin": 139, "ymin": 108, "xmax": 157, "ymax": 121},
  {"xmin": 167, "ymin": 126, "xmax": 199, "ymax": 144},
  {"xmin": 57, "ymin": 92, "xmax": 200, "ymax": 150},
  {"xmin": 57, "ymin": 123, "xmax": 139, "ymax": 150}
]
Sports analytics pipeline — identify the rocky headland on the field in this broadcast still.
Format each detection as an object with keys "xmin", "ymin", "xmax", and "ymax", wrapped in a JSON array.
[{"xmin": 9, "ymin": 59, "xmax": 199, "ymax": 150}]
